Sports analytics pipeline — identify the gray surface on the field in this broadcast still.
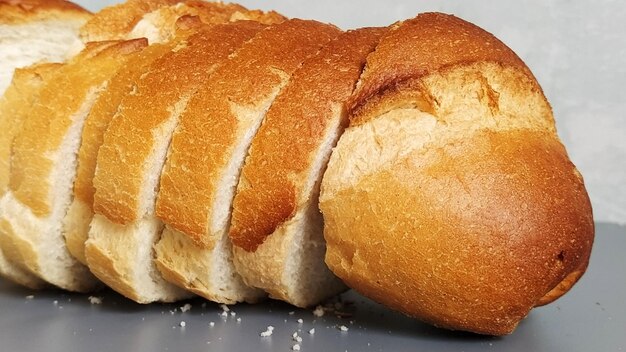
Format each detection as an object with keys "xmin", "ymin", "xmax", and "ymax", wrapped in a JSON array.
[{"xmin": 0, "ymin": 223, "xmax": 624, "ymax": 352}]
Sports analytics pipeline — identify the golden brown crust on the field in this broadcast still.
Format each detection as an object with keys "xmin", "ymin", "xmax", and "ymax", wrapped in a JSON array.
[
  {"xmin": 320, "ymin": 12, "xmax": 593, "ymax": 335},
  {"xmin": 73, "ymin": 42, "xmax": 174, "ymax": 209},
  {"xmin": 0, "ymin": 62, "xmax": 61, "ymax": 196},
  {"xmin": 229, "ymin": 27, "xmax": 386, "ymax": 252},
  {"xmin": 0, "ymin": 0, "xmax": 91, "ymax": 24},
  {"xmin": 322, "ymin": 130, "xmax": 593, "ymax": 335},
  {"xmin": 93, "ymin": 21, "xmax": 266, "ymax": 224},
  {"xmin": 155, "ymin": 19, "xmax": 341, "ymax": 246},
  {"xmin": 9, "ymin": 39, "xmax": 147, "ymax": 217},
  {"xmin": 79, "ymin": 0, "xmax": 182, "ymax": 41},
  {"xmin": 347, "ymin": 13, "xmax": 535, "ymax": 126}
]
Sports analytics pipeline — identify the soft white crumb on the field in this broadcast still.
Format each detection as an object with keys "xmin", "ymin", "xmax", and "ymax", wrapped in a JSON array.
[
  {"xmin": 292, "ymin": 332, "xmax": 298, "ymax": 339},
  {"xmin": 260, "ymin": 326, "xmax": 274, "ymax": 337},
  {"xmin": 209, "ymin": 322, "xmax": 215, "ymax": 327},
  {"xmin": 88, "ymin": 296, "xmax": 103, "ymax": 305},
  {"xmin": 308, "ymin": 328, "xmax": 315, "ymax": 335},
  {"xmin": 180, "ymin": 321, "xmax": 186, "ymax": 328},
  {"xmin": 236, "ymin": 318, "xmax": 241, "ymax": 323},
  {"xmin": 230, "ymin": 311, "xmax": 236, "ymax": 317},
  {"xmin": 25, "ymin": 295, "xmax": 34, "ymax": 300},
  {"xmin": 297, "ymin": 319, "xmax": 303, "ymax": 324},
  {"xmin": 339, "ymin": 325, "xmax": 349, "ymax": 332},
  {"xmin": 220, "ymin": 304, "xmax": 230, "ymax": 312},
  {"xmin": 220, "ymin": 311, "xmax": 228, "ymax": 318},
  {"xmin": 180, "ymin": 303, "xmax": 192, "ymax": 313},
  {"xmin": 313, "ymin": 305, "xmax": 324, "ymax": 317},
  {"xmin": 53, "ymin": 300, "xmax": 58, "ymax": 305},
  {"xmin": 292, "ymin": 344, "xmax": 301, "ymax": 351},
  {"xmin": 288, "ymin": 311, "xmax": 295, "ymax": 315}
]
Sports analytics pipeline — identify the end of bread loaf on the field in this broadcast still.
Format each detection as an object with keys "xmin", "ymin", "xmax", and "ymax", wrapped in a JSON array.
[{"xmin": 320, "ymin": 13, "xmax": 594, "ymax": 335}]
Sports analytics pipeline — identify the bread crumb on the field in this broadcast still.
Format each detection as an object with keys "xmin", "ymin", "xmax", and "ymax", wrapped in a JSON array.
[
  {"xmin": 339, "ymin": 325, "xmax": 349, "ymax": 332},
  {"xmin": 209, "ymin": 322, "xmax": 215, "ymax": 327},
  {"xmin": 297, "ymin": 319, "xmax": 303, "ymax": 324},
  {"xmin": 53, "ymin": 300, "xmax": 58, "ymax": 305},
  {"xmin": 313, "ymin": 305, "xmax": 324, "ymax": 317},
  {"xmin": 260, "ymin": 326, "xmax": 274, "ymax": 337},
  {"xmin": 288, "ymin": 311, "xmax": 295, "ymax": 315},
  {"xmin": 25, "ymin": 295, "xmax": 34, "ymax": 300},
  {"xmin": 220, "ymin": 304, "xmax": 230, "ymax": 312},
  {"xmin": 308, "ymin": 328, "xmax": 315, "ymax": 335},
  {"xmin": 236, "ymin": 317, "xmax": 241, "ymax": 323},
  {"xmin": 220, "ymin": 311, "xmax": 228, "ymax": 318},
  {"xmin": 179, "ymin": 321, "xmax": 186, "ymax": 328},
  {"xmin": 230, "ymin": 311, "xmax": 236, "ymax": 317},
  {"xmin": 180, "ymin": 303, "xmax": 191, "ymax": 313},
  {"xmin": 292, "ymin": 344, "xmax": 301, "ymax": 351},
  {"xmin": 88, "ymin": 296, "xmax": 103, "ymax": 305}
]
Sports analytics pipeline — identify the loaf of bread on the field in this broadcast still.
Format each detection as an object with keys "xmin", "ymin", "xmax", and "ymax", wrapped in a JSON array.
[
  {"xmin": 0, "ymin": 0, "xmax": 594, "ymax": 336},
  {"xmin": 319, "ymin": 13, "xmax": 594, "ymax": 335}
]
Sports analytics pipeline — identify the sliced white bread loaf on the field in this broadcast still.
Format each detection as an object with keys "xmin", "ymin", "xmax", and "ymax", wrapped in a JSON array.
[
  {"xmin": 0, "ymin": 63, "xmax": 61, "ymax": 288},
  {"xmin": 0, "ymin": 0, "xmax": 91, "ymax": 95},
  {"xmin": 153, "ymin": 19, "xmax": 341, "ymax": 303},
  {"xmin": 228, "ymin": 28, "xmax": 385, "ymax": 307},
  {"xmin": 86, "ymin": 21, "xmax": 268, "ymax": 304},
  {"xmin": 0, "ymin": 39, "xmax": 148, "ymax": 292},
  {"xmin": 62, "ymin": 1, "xmax": 282, "ymax": 268}
]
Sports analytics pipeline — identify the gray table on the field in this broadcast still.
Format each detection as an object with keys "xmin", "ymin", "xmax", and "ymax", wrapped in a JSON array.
[{"xmin": 1, "ymin": 223, "xmax": 624, "ymax": 352}]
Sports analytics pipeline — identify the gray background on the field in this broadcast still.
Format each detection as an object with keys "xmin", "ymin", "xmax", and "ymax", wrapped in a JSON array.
[{"xmin": 74, "ymin": 0, "xmax": 626, "ymax": 225}]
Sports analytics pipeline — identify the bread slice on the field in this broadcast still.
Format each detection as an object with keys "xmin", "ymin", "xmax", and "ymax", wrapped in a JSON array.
[
  {"xmin": 153, "ymin": 19, "xmax": 341, "ymax": 303},
  {"xmin": 0, "ymin": 39, "xmax": 148, "ymax": 292},
  {"xmin": 79, "ymin": 0, "xmax": 182, "ymax": 42},
  {"xmin": 228, "ymin": 28, "xmax": 385, "ymax": 307},
  {"xmin": 319, "ymin": 13, "xmax": 594, "ymax": 335},
  {"xmin": 127, "ymin": 1, "xmax": 285, "ymax": 44},
  {"xmin": 0, "ymin": 63, "xmax": 61, "ymax": 288},
  {"xmin": 86, "ymin": 21, "xmax": 267, "ymax": 304},
  {"xmin": 0, "ymin": 0, "xmax": 91, "ymax": 95}
]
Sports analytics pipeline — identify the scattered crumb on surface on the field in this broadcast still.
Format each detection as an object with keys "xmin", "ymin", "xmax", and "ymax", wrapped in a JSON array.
[
  {"xmin": 53, "ymin": 300, "xmax": 58, "ymax": 305},
  {"xmin": 220, "ymin": 304, "xmax": 230, "ymax": 312},
  {"xmin": 180, "ymin": 321, "xmax": 186, "ymax": 328},
  {"xmin": 230, "ymin": 311, "xmax": 236, "ymax": 317},
  {"xmin": 236, "ymin": 318, "xmax": 241, "ymax": 323},
  {"xmin": 289, "ymin": 311, "xmax": 295, "ymax": 315},
  {"xmin": 308, "ymin": 328, "xmax": 315, "ymax": 335},
  {"xmin": 180, "ymin": 303, "xmax": 192, "ymax": 313},
  {"xmin": 25, "ymin": 295, "xmax": 34, "ymax": 300},
  {"xmin": 220, "ymin": 311, "xmax": 228, "ymax": 318},
  {"xmin": 292, "ymin": 344, "xmax": 301, "ymax": 351},
  {"xmin": 297, "ymin": 319, "xmax": 303, "ymax": 324},
  {"xmin": 209, "ymin": 322, "xmax": 215, "ymax": 327},
  {"xmin": 260, "ymin": 326, "xmax": 274, "ymax": 337},
  {"xmin": 313, "ymin": 305, "xmax": 324, "ymax": 317},
  {"xmin": 339, "ymin": 325, "xmax": 349, "ymax": 332},
  {"xmin": 88, "ymin": 296, "xmax": 103, "ymax": 305}
]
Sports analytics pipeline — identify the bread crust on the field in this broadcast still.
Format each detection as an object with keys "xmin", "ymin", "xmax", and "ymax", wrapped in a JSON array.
[
  {"xmin": 347, "ymin": 13, "xmax": 535, "ymax": 126},
  {"xmin": 230, "ymin": 27, "xmax": 385, "ymax": 251},
  {"xmin": 320, "ymin": 13, "xmax": 594, "ymax": 335},
  {"xmin": 0, "ymin": 0, "xmax": 91, "ymax": 24},
  {"xmin": 155, "ymin": 19, "xmax": 341, "ymax": 247}
]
